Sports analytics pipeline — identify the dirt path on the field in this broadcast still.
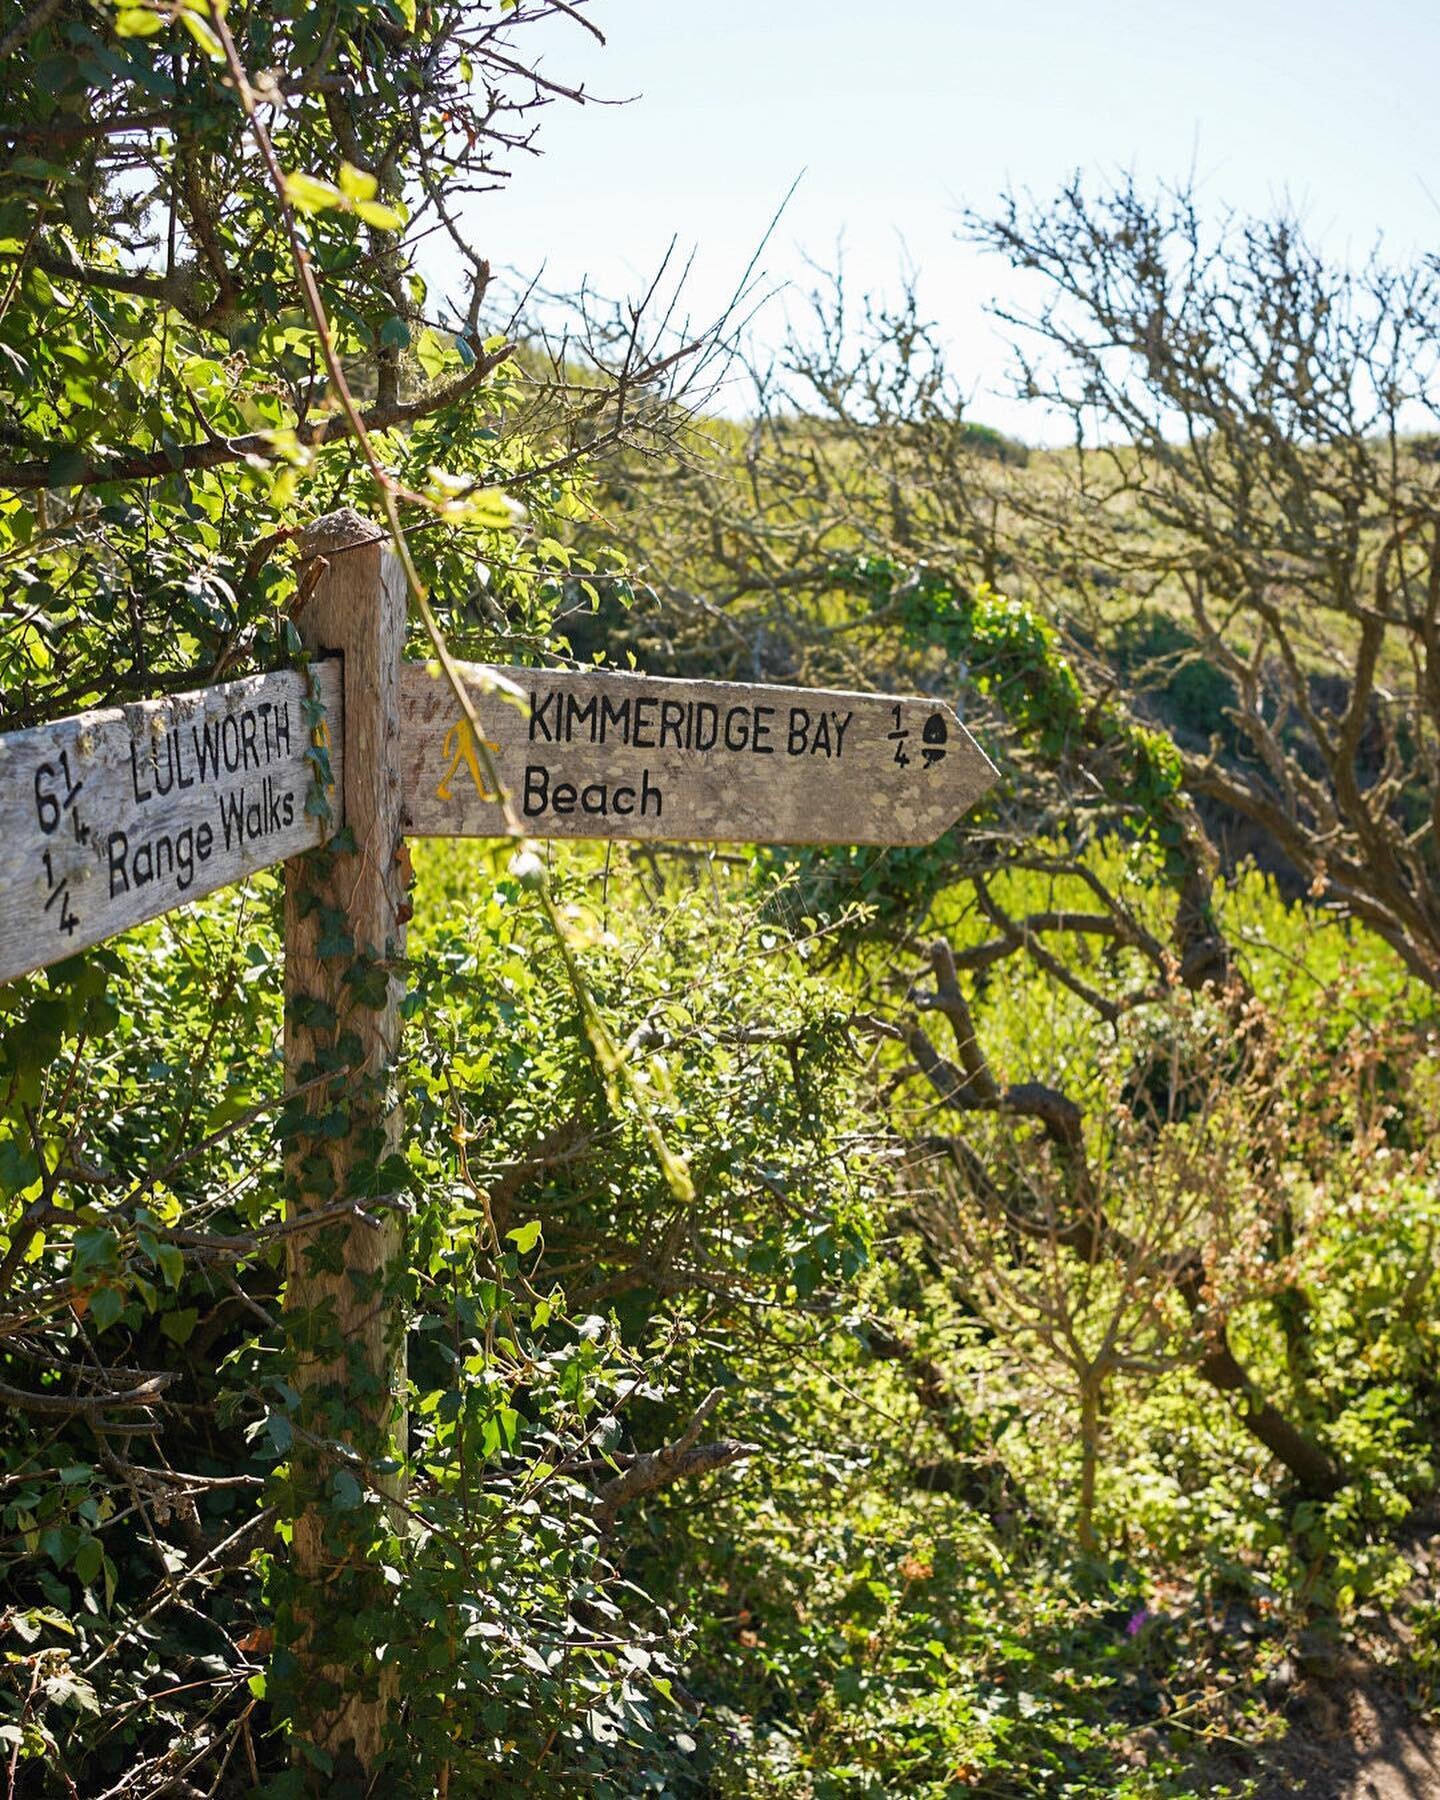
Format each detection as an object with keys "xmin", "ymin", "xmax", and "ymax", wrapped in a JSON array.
[
  {"xmin": 1338, "ymin": 1685, "xmax": 1440, "ymax": 1800},
  {"xmin": 1255, "ymin": 1671, "xmax": 1440, "ymax": 1797},
  {"xmin": 1260, "ymin": 1684, "xmax": 1440, "ymax": 1800}
]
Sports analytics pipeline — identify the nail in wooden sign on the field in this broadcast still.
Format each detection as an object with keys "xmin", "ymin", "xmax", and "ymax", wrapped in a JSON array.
[
  {"xmin": 401, "ymin": 662, "xmax": 996, "ymax": 846},
  {"xmin": 0, "ymin": 665, "xmax": 341, "ymax": 986}
]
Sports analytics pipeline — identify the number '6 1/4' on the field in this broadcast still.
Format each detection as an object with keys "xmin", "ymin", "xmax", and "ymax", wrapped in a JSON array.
[{"xmin": 34, "ymin": 748, "xmax": 82, "ymax": 834}]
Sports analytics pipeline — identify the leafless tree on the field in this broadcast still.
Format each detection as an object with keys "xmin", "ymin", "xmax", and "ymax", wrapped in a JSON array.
[
  {"xmin": 581, "ymin": 203, "xmax": 1440, "ymax": 1524},
  {"xmin": 968, "ymin": 180, "xmax": 1440, "ymax": 992}
]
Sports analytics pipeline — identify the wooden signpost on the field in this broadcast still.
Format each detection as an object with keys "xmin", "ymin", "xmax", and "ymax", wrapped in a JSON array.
[
  {"xmin": 0, "ymin": 510, "xmax": 995, "ymax": 1768},
  {"xmin": 402, "ymin": 662, "xmax": 994, "ymax": 846},
  {"xmin": 0, "ymin": 544, "xmax": 994, "ymax": 989},
  {"xmin": 0, "ymin": 664, "xmax": 342, "ymax": 987}
]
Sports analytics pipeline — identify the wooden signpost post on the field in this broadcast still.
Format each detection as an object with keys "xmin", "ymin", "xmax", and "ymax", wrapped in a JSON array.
[{"xmin": 0, "ymin": 510, "xmax": 996, "ymax": 1768}]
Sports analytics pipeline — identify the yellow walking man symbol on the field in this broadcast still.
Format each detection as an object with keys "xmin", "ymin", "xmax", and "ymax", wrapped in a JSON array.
[{"xmin": 436, "ymin": 717, "xmax": 502, "ymax": 805}]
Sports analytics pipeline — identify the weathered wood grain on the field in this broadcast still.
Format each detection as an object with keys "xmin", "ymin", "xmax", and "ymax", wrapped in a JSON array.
[
  {"xmin": 282, "ymin": 520, "xmax": 409, "ymax": 1768},
  {"xmin": 400, "ymin": 662, "xmax": 996, "ymax": 845},
  {"xmin": 0, "ymin": 664, "xmax": 341, "ymax": 986}
]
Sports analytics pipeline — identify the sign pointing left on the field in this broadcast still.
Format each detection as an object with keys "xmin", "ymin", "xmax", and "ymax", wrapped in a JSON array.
[{"xmin": 0, "ymin": 665, "xmax": 341, "ymax": 986}]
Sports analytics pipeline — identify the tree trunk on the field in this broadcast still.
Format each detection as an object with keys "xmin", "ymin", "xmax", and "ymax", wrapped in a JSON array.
[
  {"xmin": 1175, "ymin": 1265, "xmax": 1344, "ymax": 1499},
  {"xmin": 1197, "ymin": 1334, "xmax": 1345, "ymax": 1499},
  {"xmin": 1077, "ymin": 1371, "xmax": 1101, "ymax": 1552}
]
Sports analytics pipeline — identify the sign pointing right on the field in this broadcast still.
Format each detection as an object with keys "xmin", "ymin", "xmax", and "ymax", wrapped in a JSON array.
[{"xmin": 400, "ymin": 663, "xmax": 996, "ymax": 846}]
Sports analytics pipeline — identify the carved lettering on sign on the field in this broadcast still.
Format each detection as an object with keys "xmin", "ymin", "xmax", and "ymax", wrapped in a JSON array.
[
  {"xmin": 0, "ymin": 664, "xmax": 342, "ymax": 986},
  {"xmin": 400, "ymin": 663, "xmax": 995, "ymax": 846}
]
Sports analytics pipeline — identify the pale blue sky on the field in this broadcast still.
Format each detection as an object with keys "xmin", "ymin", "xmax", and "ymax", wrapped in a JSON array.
[{"xmin": 452, "ymin": 0, "xmax": 1437, "ymax": 439}]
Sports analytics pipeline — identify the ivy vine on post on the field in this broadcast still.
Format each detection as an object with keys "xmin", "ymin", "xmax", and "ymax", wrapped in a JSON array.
[{"xmin": 276, "ymin": 511, "xmax": 411, "ymax": 1778}]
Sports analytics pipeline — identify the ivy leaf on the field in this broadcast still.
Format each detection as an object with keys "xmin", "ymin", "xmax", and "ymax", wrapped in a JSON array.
[
  {"xmin": 331, "ymin": 1470, "xmax": 363, "ymax": 1510},
  {"xmin": 160, "ymin": 1307, "xmax": 198, "ymax": 1345},
  {"xmin": 89, "ymin": 1286, "xmax": 125, "ymax": 1333}
]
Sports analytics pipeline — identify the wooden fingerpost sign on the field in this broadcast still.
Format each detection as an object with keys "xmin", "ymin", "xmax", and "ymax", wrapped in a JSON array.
[
  {"xmin": 0, "ymin": 520, "xmax": 995, "ymax": 987},
  {"xmin": 0, "ymin": 507, "xmax": 996, "ymax": 1770},
  {"xmin": 0, "ymin": 664, "xmax": 341, "ymax": 987},
  {"xmin": 402, "ymin": 663, "xmax": 995, "ymax": 847}
]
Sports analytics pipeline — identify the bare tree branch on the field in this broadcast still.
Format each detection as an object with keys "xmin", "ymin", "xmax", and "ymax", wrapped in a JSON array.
[{"xmin": 595, "ymin": 1389, "xmax": 756, "ymax": 1533}]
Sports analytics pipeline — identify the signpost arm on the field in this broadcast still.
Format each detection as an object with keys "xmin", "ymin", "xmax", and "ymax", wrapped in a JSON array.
[{"xmin": 280, "ymin": 510, "xmax": 409, "ymax": 1774}]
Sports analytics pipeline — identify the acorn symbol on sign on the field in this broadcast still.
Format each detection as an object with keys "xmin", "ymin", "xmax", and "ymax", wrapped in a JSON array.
[{"xmin": 921, "ymin": 712, "xmax": 948, "ymax": 766}]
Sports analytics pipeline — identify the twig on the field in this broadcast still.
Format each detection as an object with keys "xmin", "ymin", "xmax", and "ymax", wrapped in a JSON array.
[{"xmin": 595, "ymin": 1389, "xmax": 756, "ymax": 1533}]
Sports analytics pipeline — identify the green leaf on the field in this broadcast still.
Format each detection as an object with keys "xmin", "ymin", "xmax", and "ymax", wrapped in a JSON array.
[
  {"xmin": 507, "ymin": 1220, "xmax": 542, "ymax": 1255},
  {"xmin": 113, "ymin": 7, "xmax": 166, "ymax": 37},
  {"xmin": 72, "ymin": 1224, "xmax": 118, "ymax": 1281},
  {"xmin": 46, "ymin": 445, "xmax": 90, "ymax": 489},
  {"xmin": 73, "ymin": 1537, "xmax": 103, "ymax": 1587},
  {"xmin": 155, "ymin": 1242, "xmax": 184, "ymax": 1288},
  {"xmin": 283, "ymin": 171, "xmax": 344, "ymax": 216},
  {"xmin": 177, "ymin": 7, "xmax": 224, "ymax": 60},
  {"xmin": 90, "ymin": 1286, "xmax": 124, "ymax": 1332},
  {"xmin": 379, "ymin": 315, "xmax": 410, "ymax": 350},
  {"xmin": 415, "ymin": 328, "xmax": 451, "ymax": 379},
  {"xmin": 0, "ymin": 1136, "xmax": 41, "ymax": 1193},
  {"xmin": 160, "ymin": 1307, "xmax": 198, "ymax": 1345},
  {"xmin": 203, "ymin": 1088, "xmax": 256, "ymax": 1132},
  {"xmin": 337, "ymin": 161, "xmax": 378, "ymax": 203},
  {"xmin": 423, "ymin": 475, "xmax": 516, "ymax": 529},
  {"xmin": 331, "ymin": 1469, "xmax": 363, "ymax": 1510},
  {"xmin": 42, "ymin": 1670, "xmax": 100, "ymax": 1715},
  {"xmin": 355, "ymin": 199, "xmax": 405, "ymax": 231}
]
